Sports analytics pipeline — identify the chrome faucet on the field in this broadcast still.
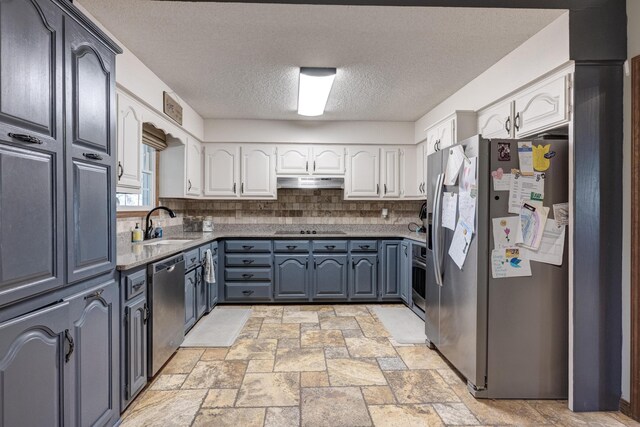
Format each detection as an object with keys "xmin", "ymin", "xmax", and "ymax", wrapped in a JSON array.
[{"xmin": 144, "ymin": 206, "xmax": 177, "ymax": 240}]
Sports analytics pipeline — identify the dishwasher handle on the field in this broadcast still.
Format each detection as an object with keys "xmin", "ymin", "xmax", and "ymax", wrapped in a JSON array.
[{"xmin": 152, "ymin": 254, "xmax": 185, "ymax": 274}]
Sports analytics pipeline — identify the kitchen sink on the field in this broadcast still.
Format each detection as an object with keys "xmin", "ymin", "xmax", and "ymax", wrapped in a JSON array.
[{"xmin": 142, "ymin": 239, "xmax": 193, "ymax": 246}]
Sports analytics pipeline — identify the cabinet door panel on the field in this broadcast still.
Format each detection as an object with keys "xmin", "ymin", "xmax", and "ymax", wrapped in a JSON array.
[
  {"xmin": 65, "ymin": 19, "xmax": 116, "ymax": 284},
  {"xmin": 0, "ymin": 143, "xmax": 63, "ymax": 306},
  {"xmin": 185, "ymin": 270, "xmax": 196, "ymax": 331},
  {"xmin": 514, "ymin": 74, "xmax": 569, "ymax": 137},
  {"xmin": 0, "ymin": 0, "xmax": 62, "ymax": 139},
  {"xmin": 312, "ymin": 146, "xmax": 344, "ymax": 175},
  {"xmin": 68, "ymin": 160, "xmax": 113, "ymax": 282},
  {"xmin": 67, "ymin": 279, "xmax": 119, "ymax": 427},
  {"xmin": 400, "ymin": 242, "xmax": 410, "ymax": 304},
  {"xmin": 186, "ymin": 138, "xmax": 202, "ymax": 196},
  {"xmin": 477, "ymin": 100, "xmax": 513, "ymax": 139},
  {"xmin": 349, "ymin": 254, "xmax": 378, "ymax": 299},
  {"xmin": 313, "ymin": 255, "xmax": 347, "ymax": 299},
  {"xmin": 275, "ymin": 255, "xmax": 308, "ymax": 299},
  {"xmin": 277, "ymin": 145, "xmax": 310, "ymax": 175},
  {"xmin": 241, "ymin": 146, "xmax": 276, "ymax": 198},
  {"xmin": 346, "ymin": 148, "xmax": 379, "ymax": 198},
  {"xmin": 381, "ymin": 242, "xmax": 400, "ymax": 299},
  {"xmin": 125, "ymin": 296, "xmax": 147, "ymax": 402},
  {"xmin": 381, "ymin": 148, "xmax": 400, "ymax": 198},
  {"xmin": 204, "ymin": 145, "xmax": 239, "ymax": 197},
  {"xmin": 116, "ymin": 93, "xmax": 142, "ymax": 191},
  {"xmin": 0, "ymin": 301, "xmax": 70, "ymax": 427},
  {"xmin": 196, "ymin": 268, "xmax": 207, "ymax": 319}
]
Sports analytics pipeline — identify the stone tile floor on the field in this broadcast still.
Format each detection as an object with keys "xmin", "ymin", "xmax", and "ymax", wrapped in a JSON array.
[{"xmin": 121, "ymin": 304, "xmax": 639, "ymax": 427}]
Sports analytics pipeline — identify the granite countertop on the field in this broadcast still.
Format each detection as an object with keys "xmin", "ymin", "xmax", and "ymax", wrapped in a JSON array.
[{"xmin": 117, "ymin": 225, "xmax": 426, "ymax": 271}]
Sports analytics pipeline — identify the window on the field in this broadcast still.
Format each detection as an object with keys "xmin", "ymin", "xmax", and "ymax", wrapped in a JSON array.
[{"xmin": 116, "ymin": 144, "xmax": 156, "ymax": 211}]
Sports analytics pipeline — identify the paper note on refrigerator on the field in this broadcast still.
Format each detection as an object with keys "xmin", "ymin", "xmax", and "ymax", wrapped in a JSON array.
[
  {"xmin": 492, "ymin": 173, "xmax": 511, "ymax": 191},
  {"xmin": 449, "ymin": 219, "xmax": 473, "ymax": 270},
  {"xmin": 517, "ymin": 141, "xmax": 534, "ymax": 176},
  {"xmin": 460, "ymin": 157, "xmax": 477, "ymax": 193},
  {"xmin": 519, "ymin": 200, "xmax": 549, "ymax": 251},
  {"xmin": 492, "ymin": 216, "xmax": 523, "ymax": 249},
  {"xmin": 519, "ymin": 222, "xmax": 566, "ymax": 266},
  {"xmin": 441, "ymin": 192, "xmax": 458, "ymax": 231},
  {"xmin": 444, "ymin": 145, "xmax": 467, "ymax": 186},
  {"xmin": 458, "ymin": 191, "xmax": 476, "ymax": 232},
  {"xmin": 553, "ymin": 202, "xmax": 569, "ymax": 226},
  {"xmin": 508, "ymin": 170, "xmax": 545, "ymax": 214},
  {"xmin": 491, "ymin": 248, "xmax": 532, "ymax": 278}
]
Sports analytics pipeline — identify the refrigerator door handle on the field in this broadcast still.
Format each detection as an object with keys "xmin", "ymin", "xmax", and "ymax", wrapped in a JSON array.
[{"xmin": 432, "ymin": 172, "xmax": 445, "ymax": 286}]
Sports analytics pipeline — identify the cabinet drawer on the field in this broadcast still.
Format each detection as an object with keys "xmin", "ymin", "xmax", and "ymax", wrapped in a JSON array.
[
  {"xmin": 225, "ymin": 240, "xmax": 272, "ymax": 253},
  {"xmin": 225, "ymin": 268, "xmax": 272, "ymax": 281},
  {"xmin": 124, "ymin": 269, "xmax": 147, "ymax": 300},
  {"xmin": 225, "ymin": 283, "xmax": 272, "ymax": 300},
  {"xmin": 184, "ymin": 248, "xmax": 200, "ymax": 270},
  {"xmin": 273, "ymin": 240, "xmax": 310, "ymax": 253},
  {"xmin": 349, "ymin": 240, "xmax": 378, "ymax": 252},
  {"xmin": 312, "ymin": 240, "xmax": 348, "ymax": 253},
  {"xmin": 225, "ymin": 254, "xmax": 272, "ymax": 267}
]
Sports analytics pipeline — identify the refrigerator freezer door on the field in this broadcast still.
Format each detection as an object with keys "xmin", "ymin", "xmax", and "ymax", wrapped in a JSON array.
[
  {"xmin": 437, "ymin": 136, "xmax": 489, "ymax": 391},
  {"xmin": 479, "ymin": 138, "xmax": 568, "ymax": 399}
]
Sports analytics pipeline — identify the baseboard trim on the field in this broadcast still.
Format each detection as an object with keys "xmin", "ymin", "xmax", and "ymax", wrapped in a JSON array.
[{"xmin": 620, "ymin": 398, "xmax": 632, "ymax": 418}]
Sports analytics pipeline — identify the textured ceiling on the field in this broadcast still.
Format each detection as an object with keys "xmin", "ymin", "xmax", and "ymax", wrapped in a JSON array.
[{"xmin": 79, "ymin": 1, "xmax": 563, "ymax": 121}]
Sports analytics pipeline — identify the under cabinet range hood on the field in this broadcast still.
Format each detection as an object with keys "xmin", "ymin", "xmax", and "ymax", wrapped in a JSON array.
[{"xmin": 277, "ymin": 177, "xmax": 344, "ymax": 190}]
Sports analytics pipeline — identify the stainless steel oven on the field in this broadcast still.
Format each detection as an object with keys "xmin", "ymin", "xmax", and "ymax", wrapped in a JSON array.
[{"xmin": 412, "ymin": 245, "xmax": 427, "ymax": 312}]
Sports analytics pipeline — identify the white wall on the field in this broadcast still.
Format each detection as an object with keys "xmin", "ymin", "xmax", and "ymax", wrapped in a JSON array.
[
  {"xmin": 75, "ymin": 2, "xmax": 205, "ymax": 141},
  {"xmin": 621, "ymin": 0, "xmax": 640, "ymax": 403},
  {"xmin": 414, "ymin": 12, "xmax": 570, "ymax": 142},
  {"xmin": 204, "ymin": 119, "xmax": 414, "ymax": 145}
]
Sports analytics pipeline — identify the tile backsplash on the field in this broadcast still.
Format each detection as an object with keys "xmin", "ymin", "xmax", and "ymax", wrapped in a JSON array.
[{"xmin": 116, "ymin": 189, "xmax": 424, "ymax": 233}]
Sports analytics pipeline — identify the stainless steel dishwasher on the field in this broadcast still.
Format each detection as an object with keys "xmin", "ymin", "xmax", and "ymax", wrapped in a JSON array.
[{"xmin": 148, "ymin": 253, "xmax": 185, "ymax": 376}]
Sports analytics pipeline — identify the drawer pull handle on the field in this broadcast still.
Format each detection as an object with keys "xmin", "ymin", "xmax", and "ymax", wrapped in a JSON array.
[
  {"xmin": 242, "ymin": 259, "xmax": 254, "ymax": 265},
  {"xmin": 132, "ymin": 281, "xmax": 144, "ymax": 291},
  {"xmin": 8, "ymin": 132, "xmax": 43, "ymax": 144},
  {"xmin": 242, "ymin": 290, "xmax": 254, "ymax": 296},
  {"xmin": 83, "ymin": 152, "xmax": 103, "ymax": 161},
  {"xmin": 359, "ymin": 245, "xmax": 370, "ymax": 250},
  {"xmin": 286, "ymin": 245, "xmax": 297, "ymax": 250},
  {"xmin": 242, "ymin": 245, "xmax": 254, "ymax": 250},
  {"xmin": 242, "ymin": 273, "xmax": 254, "ymax": 279},
  {"xmin": 84, "ymin": 289, "xmax": 106, "ymax": 305},
  {"xmin": 325, "ymin": 245, "xmax": 336, "ymax": 250}
]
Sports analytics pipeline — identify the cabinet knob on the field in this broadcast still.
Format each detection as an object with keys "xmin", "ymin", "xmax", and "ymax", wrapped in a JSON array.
[{"xmin": 8, "ymin": 132, "xmax": 43, "ymax": 145}]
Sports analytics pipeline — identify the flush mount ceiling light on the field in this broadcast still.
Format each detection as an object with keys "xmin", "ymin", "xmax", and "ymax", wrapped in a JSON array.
[{"xmin": 297, "ymin": 67, "xmax": 337, "ymax": 117}]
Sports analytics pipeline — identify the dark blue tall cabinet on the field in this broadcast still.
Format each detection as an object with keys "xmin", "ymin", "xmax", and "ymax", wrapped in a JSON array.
[{"xmin": 0, "ymin": 0, "xmax": 121, "ymax": 425}]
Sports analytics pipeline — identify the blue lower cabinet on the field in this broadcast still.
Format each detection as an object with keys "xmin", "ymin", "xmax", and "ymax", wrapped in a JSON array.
[
  {"xmin": 207, "ymin": 242, "xmax": 219, "ymax": 311},
  {"xmin": 195, "ymin": 267, "xmax": 207, "ymax": 319},
  {"xmin": 381, "ymin": 241, "xmax": 401, "ymax": 299},
  {"xmin": 400, "ymin": 241, "xmax": 411, "ymax": 305},
  {"xmin": 66, "ymin": 279, "xmax": 120, "ymax": 427},
  {"xmin": 312, "ymin": 254, "xmax": 348, "ymax": 299},
  {"xmin": 274, "ymin": 254, "xmax": 309, "ymax": 299},
  {"xmin": 0, "ymin": 300, "xmax": 70, "ymax": 427},
  {"xmin": 123, "ymin": 293, "xmax": 147, "ymax": 408},
  {"xmin": 185, "ymin": 269, "xmax": 197, "ymax": 332},
  {"xmin": 349, "ymin": 254, "xmax": 378, "ymax": 300},
  {"xmin": 225, "ymin": 283, "xmax": 272, "ymax": 300}
]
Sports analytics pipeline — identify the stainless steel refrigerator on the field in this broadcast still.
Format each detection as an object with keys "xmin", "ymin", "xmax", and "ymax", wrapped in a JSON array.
[{"xmin": 424, "ymin": 135, "xmax": 568, "ymax": 399}]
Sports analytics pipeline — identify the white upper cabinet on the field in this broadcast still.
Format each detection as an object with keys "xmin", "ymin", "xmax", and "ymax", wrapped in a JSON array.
[
  {"xmin": 116, "ymin": 92, "xmax": 143, "ymax": 193},
  {"xmin": 345, "ymin": 147, "xmax": 380, "ymax": 199},
  {"xmin": 311, "ymin": 146, "xmax": 345, "ymax": 175},
  {"xmin": 204, "ymin": 144, "xmax": 240, "ymax": 197},
  {"xmin": 402, "ymin": 145, "xmax": 422, "ymax": 198},
  {"xmin": 477, "ymin": 100, "xmax": 514, "ymax": 139},
  {"xmin": 381, "ymin": 148, "xmax": 400, "ymax": 198},
  {"xmin": 477, "ymin": 70, "xmax": 571, "ymax": 140},
  {"xmin": 513, "ymin": 73, "xmax": 570, "ymax": 137},
  {"xmin": 276, "ymin": 145, "xmax": 311, "ymax": 175},
  {"xmin": 185, "ymin": 137, "xmax": 202, "ymax": 196},
  {"xmin": 424, "ymin": 111, "xmax": 477, "ymax": 155},
  {"xmin": 241, "ymin": 145, "xmax": 276, "ymax": 198}
]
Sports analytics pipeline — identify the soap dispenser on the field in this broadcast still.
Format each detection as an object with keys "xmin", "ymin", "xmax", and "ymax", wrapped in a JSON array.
[{"xmin": 132, "ymin": 223, "xmax": 143, "ymax": 242}]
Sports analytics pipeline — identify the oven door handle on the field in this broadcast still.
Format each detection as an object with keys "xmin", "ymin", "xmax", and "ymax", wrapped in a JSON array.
[{"xmin": 432, "ymin": 173, "xmax": 445, "ymax": 287}]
